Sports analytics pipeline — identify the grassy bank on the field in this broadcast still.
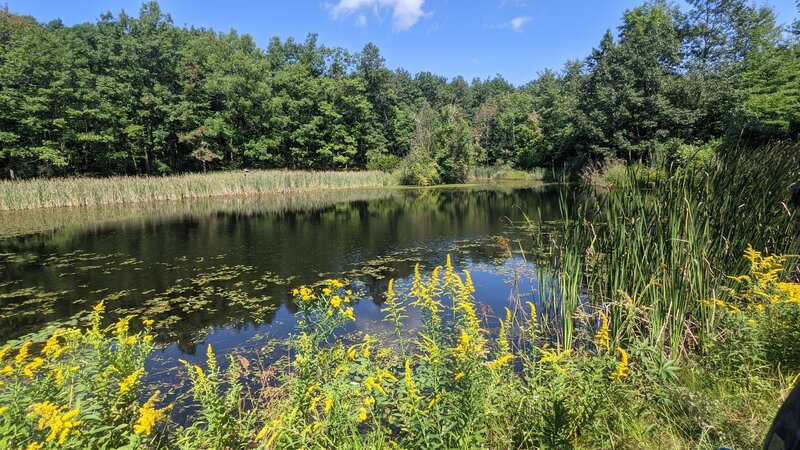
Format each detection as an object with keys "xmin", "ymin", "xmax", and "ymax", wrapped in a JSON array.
[{"xmin": 0, "ymin": 170, "xmax": 397, "ymax": 210}]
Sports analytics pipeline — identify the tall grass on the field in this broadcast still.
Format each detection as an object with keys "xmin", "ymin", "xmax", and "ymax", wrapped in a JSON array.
[
  {"xmin": 0, "ymin": 170, "xmax": 397, "ymax": 210},
  {"xmin": 0, "ymin": 188, "xmax": 400, "ymax": 238},
  {"xmin": 537, "ymin": 143, "xmax": 800, "ymax": 355}
]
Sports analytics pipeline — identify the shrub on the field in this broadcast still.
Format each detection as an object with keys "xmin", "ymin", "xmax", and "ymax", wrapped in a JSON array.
[
  {"xmin": 366, "ymin": 153, "xmax": 402, "ymax": 172},
  {"xmin": 397, "ymin": 153, "xmax": 441, "ymax": 186}
]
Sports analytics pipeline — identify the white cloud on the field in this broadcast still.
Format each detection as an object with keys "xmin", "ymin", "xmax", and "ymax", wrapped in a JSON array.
[
  {"xmin": 509, "ymin": 15, "xmax": 532, "ymax": 32},
  {"xmin": 356, "ymin": 14, "xmax": 367, "ymax": 27},
  {"xmin": 327, "ymin": 0, "xmax": 427, "ymax": 31}
]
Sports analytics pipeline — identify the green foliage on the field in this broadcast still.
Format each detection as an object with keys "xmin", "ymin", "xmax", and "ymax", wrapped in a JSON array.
[
  {"xmin": 1, "ymin": 0, "xmax": 795, "ymax": 181},
  {"xmin": 398, "ymin": 151, "xmax": 441, "ymax": 186}
]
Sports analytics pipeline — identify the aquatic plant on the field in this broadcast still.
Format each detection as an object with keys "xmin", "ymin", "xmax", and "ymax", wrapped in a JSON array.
[{"xmin": 534, "ymin": 143, "xmax": 800, "ymax": 356}]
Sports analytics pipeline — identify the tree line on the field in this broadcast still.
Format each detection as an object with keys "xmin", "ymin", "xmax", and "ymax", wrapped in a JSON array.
[{"xmin": 0, "ymin": 0, "xmax": 797, "ymax": 182}]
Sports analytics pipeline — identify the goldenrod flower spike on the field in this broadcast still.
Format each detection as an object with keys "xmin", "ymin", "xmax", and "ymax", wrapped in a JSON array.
[
  {"xmin": 610, "ymin": 347, "xmax": 629, "ymax": 381},
  {"xmin": 15, "ymin": 342, "xmax": 31, "ymax": 365},
  {"xmin": 594, "ymin": 311, "xmax": 610, "ymax": 350},
  {"xmin": 134, "ymin": 391, "xmax": 170, "ymax": 436}
]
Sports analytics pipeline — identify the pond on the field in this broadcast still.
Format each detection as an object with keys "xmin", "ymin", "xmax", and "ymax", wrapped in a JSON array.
[{"xmin": 0, "ymin": 182, "xmax": 569, "ymax": 387}]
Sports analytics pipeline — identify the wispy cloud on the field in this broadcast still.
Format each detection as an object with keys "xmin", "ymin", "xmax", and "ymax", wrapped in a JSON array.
[
  {"xmin": 327, "ymin": 0, "xmax": 427, "ymax": 31},
  {"xmin": 509, "ymin": 16, "xmax": 532, "ymax": 32}
]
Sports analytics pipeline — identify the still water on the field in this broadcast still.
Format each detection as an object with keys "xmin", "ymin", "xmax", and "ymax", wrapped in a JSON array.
[{"xmin": 0, "ymin": 183, "xmax": 566, "ymax": 382}]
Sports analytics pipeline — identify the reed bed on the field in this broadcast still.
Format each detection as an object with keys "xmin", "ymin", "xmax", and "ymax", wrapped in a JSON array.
[
  {"xmin": 534, "ymin": 143, "xmax": 800, "ymax": 355},
  {"xmin": 0, "ymin": 188, "xmax": 401, "ymax": 238},
  {"xmin": 0, "ymin": 170, "xmax": 397, "ymax": 210}
]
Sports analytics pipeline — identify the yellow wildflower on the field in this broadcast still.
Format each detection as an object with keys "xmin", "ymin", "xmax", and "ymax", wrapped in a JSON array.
[
  {"xmin": 134, "ymin": 391, "xmax": 169, "ymax": 436},
  {"xmin": 51, "ymin": 345, "xmax": 68, "ymax": 360},
  {"xmin": 0, "ymin": 365, "xmax": 13, "ymax": 376},
  {"xmin": 378, "ymin": 368, "xmax": 398, "ymax": 383},
  {"xmin": 23, "ymin": 358, "xmax": 44, "ymax": 377},
  {"xmin": 538, "ymin": 347, "xmax": 572, "ymax": 375},
  {"xmin": 324, "ymin": 396, "xmax": 333, "ymax": 413},
  {"xmin": 364, "ymin": 376, "xmax": 386, "ymax": 396},
  {"xmin": 255, "ymin": 421, "xmax": 273, "ymax": 441},
  {"xmin": 364, "ymin": 396, "xmax": 375, "ymax": 406},
  {"xmin": 386, "ymin": 278, "xmax": 396, "ymax": 303},
  {"xmin": 325, "ymin": 279, "xmax": 345, "ymax": 288},
  {"xmin": 51, "ymin": 368, "xmax": 64, "ymax": 386},
  {"xmin": 29, "ymin": 402, "xmax": 82, "ymax": 444},
  {"xmin": 330, "ymin": 295, "xmax": 342, "ymax": 308},
  {"xmin": 322, "ymin": 288, "xmax": 332, "ymax": 296},
  {"xmin": 610, "ymin": 347, "xmax": 630, "ymax": 380},
  {"xmin": 526, "ymin": 301, "xmax": 538, "ymax": 327},
  {"xmin": 119, "ymin": 369, "xmax": 143, "ymax": 393},
  {"xmin": 303, "ymin": 422, "xmax": 321, "ymax": 433},
  {"xmin": 358, "ymin": 407, "xmax": 367, "ymax": 422},
  {"xmin": 454, "ymin": 372, "xmax": 465, "ymax": 380},
  {"xmin": 255, "ymin": 417, "xmax": 284, "ymax": 447},
  {"xmin": 114, "ymin": 317, "xmax": 130, "ymax": 336},
  {"xmin": 15, "ymin": 342, "xmax": 31, "ymax": 364},
  {"xmin": 487, "ymin": 354, "xmax": 515, "ymax": 371},
  {"xmin": 342, "ymin": 307, "xmax": 355, "ymax": 321},
  {"xmin": 93, "ymin": 300, "xmax": 106, "ymax": 315},
  {"xmin": 26, "ymin": 443, "xmax": 43, "ymax": 450},
  {"xmin": 595, "ymin": 311, "xmax": 610, "ymax": 349},
  {"xmin": 309, "ymin": 395, "xmax": 320, "ymax": 411},
  {"xmin": 464, "ymin": 269, "xmax": 475, "ymax": 294},
  {"xmin": 42, "ymin": 333, "xmax": 61, "ymax": 357},
  {"xmin": 0, "ymin": 406, "xmax": 8, "ymax": 415},
  {"xmin": 458, "ymin": 329, "xmax": 470, "ymax": 351},
  {"xmin": 143, "ymin": 319, "xmax": 155, "ymax": 327},
  {"xmin": 194, "ymin": 365, "xmax": 205, "ymax": 382}
]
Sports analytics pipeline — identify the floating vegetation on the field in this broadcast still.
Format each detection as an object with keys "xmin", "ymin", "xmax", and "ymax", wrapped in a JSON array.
[{"xmin": 0, "ymin": 252, "xmax": 38, "ymax": 264}]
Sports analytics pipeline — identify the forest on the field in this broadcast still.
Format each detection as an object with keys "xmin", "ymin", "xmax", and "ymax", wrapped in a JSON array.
[{"xmin": 0, "ymin": 0, "xmax": 798, "ymax": 183}]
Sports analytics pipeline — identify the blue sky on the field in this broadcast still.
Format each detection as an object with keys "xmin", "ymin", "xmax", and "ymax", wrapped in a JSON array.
[{"xmin": 8, "ymin": 0, "xmax": 799, "ymax": 85}]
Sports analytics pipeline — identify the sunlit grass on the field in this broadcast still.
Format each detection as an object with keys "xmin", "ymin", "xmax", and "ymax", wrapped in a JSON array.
[{"xmin": 0, "ymin": 170, "xmax": 397, "ymax": 210}]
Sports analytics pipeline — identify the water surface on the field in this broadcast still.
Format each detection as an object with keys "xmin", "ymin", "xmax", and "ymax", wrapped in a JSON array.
[{"xmin": 0, "ymin": 183, "xmax": 567, "ymax": 379}]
